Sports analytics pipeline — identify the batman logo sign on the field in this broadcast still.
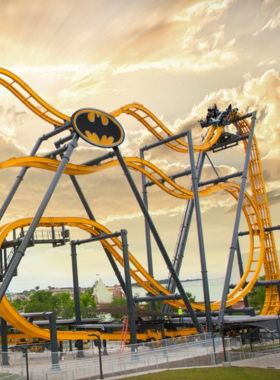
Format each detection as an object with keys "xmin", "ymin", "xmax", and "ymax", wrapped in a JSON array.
[{"xmin": 71, "ymin": 108, "xmax": 125, "ymax": 148}]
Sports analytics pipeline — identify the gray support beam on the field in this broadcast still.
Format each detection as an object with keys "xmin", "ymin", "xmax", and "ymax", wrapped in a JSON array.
[
  {"xmin": 139, "ymin": 149, "xmax": 155, "ymax": 312},
  {"xmin": 0, "ymin": 134, "xmax": 79, "ymax": 303},
  {"xmin": 162, "ymin": 151, "xmax": 205, "ymax": 314},
  {"xmin": 145, "ymin": 169, "xmax": 191, "ymax": 188},
  {"xmin": 218, "ymin": 112, "xmax": 257, "ymax": 327},
  {"xmin": 0, "ymin": 122, "xmax": 71, "ymax": 221},
  {"xmin": 141, "ymin": 130, "xmax": 190, "ymax": 152},
  {"xmin": 53, "ymin": 133, "xmax": 73, "ymax": 147},
  {"xmin": 113, "ymin": 147, "xmax": 204, "ymax": 334},
  {"xmin": 187, "ymin": 130, "xmax": 212, "ymax": 332},
  {"xmin": 205, "ymin": 153, "xmax": 220, "ymax": 178},
  {"xmin": 239, "ymin": 225, "xmax": 280, "ymax": 236},
  {"xmin": 55, "ymin": 133, "xmax": 128, "ymax": 296},
  {"xmin": 71, "ymin": 243, "xmax": 81, "ymax": 325},
  {"xmin": 198, "ymin": 171, "xmax": 243, "ymax": 187},
  {"xmin": 236, "ymin": 239, "xmax": 249, "ymax": 308},
  {"xmin": 104, "ymin": 248, "xmax": 127, "ymax": 294},
  {"xmin": 64, "ymin": 162, "xmax": 128, "ymax": 296},
  {"xmin": 81, "ymin": 151, "xmax": 116, "ymax": 166},
  {"xmin": 74, "ymin": 232, "xmax": 121, "ymax": 245},
  {"xmin": 43, "ymin": 144, "xmax": 69, "ymax": 158},
  {"xmin": 139, "ymin": 150, "xmax": 153, "ymax": 278},
  {"xmin": 69, "ymin": 176, "xmax": 96, "ymax": 221},
  {"xmin": 0, "ymin": 318, "xmax": 9, "ymax": 365},
  {"xmin": 26, "ymin": 312, "xmax": 59, "ymax": 367},
  {"xmin": 47, "ymin": 312, "xmax": 59, "ymax": 368},
  {"xmin": 0, "ymin": 140, "xmax": 41, "ymax": 221},
  {"xmin": 121, "ymin": 230, "xmax": 137, "ymax": 348},
  {"xmin": 70, "ymin": 242, "xmax": 83, "ymax": 353}
]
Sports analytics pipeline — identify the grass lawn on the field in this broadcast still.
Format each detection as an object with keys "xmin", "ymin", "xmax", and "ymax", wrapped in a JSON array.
[{"xmin": 118, "ymin": 367, "xmax": 280, "ymax": 380}]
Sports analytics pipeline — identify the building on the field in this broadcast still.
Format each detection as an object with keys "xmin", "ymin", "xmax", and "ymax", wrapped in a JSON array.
[{"xmin": 93, "ymin": 278, "xmax": 125, "ymax": 308}]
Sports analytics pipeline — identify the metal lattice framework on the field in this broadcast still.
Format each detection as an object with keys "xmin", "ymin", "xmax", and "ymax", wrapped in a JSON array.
[{"xmin": 0, "ymin": 68, "xmax": 279, "ymax": 343}]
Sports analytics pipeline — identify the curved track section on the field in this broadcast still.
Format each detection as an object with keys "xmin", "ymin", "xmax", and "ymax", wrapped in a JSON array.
[
  {"xmin": 0, "ymin": 69, "xmax": 70, "ymax": 126},
  {"xmin": 0, "ymin": 68, "xmax": 279, "ymax": 320},
  {"xmin": 0, "ymin": 209, "xmax": 264, "ymax": 340},
  {"xmin": 111, "ymin": 103, "xmax": 223, "ymax": 153},
  {"xmin": 235, "ymin": 117, "xmax": 280, "ymax": 314}
]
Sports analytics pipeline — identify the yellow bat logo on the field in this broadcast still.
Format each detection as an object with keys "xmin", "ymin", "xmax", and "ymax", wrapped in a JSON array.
[{"xmin": 72, "ymin": 108, "xmax": 125, "ymax": 148}]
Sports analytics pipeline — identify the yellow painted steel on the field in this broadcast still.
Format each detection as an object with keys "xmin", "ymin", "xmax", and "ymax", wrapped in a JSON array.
[
  {"xmin": 111, "ymin": 103, "xmax": 224, "ymax": 153},
  {"xmin": 0, "ymin": 207, "xmax": 264, "ymax": 340},
  {"xmin": 0, "ymin": 68, "xmax": 279, "ymax": 342},
  {"xmin": 0, "ymin": 68, "xmax": 70, "ymax": 126}
]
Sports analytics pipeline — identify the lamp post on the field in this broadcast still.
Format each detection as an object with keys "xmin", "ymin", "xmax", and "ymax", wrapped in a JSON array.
[{"xmin": 90, "ymin": 334, "xmax": 103, "ymax": 379}]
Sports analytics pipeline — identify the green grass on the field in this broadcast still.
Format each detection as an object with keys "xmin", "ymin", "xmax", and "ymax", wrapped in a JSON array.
[
  {"xmin": 118, "ymin": 367, "xmax": 280, "ymax": 380},
  {"xmin": 0, "ymin": 375, "xmax": 20, "ymax": 380}
]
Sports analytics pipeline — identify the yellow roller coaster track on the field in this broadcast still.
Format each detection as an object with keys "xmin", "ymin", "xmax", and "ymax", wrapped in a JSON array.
[{"xmin": 0, "ymin": 68, "xmax": 279, "ymax": 342}]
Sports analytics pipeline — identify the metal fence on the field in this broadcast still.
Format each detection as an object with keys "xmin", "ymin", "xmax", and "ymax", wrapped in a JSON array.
[
  {"xmin": 1, "ymin": 334, "xmax": 279, "ymax": 380},
  {"xmin": 226, "ymin": 344, "xmax": 280, "ymax": 369},
  {"xmin": 0, "ymin": 333, "xmax": 225, "ymax": 380}
]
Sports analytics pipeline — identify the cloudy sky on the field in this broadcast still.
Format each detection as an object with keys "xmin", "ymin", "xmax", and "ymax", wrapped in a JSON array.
[{"xmin": 1, "ymin": 0, "xmax": 280, "ymax": 300}]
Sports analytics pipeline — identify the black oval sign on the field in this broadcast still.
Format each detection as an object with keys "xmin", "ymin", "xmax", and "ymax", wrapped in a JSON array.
[{"xmin": 71, "ymin": 108, "xmax": 125, "ymax": 148}]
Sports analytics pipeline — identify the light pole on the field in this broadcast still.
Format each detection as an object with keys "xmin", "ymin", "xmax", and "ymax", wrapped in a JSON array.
[{"xmin": 90, "ymin": 334, "xmax": 103, "ymax": 379}]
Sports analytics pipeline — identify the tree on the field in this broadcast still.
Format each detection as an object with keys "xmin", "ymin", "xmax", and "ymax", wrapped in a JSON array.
[
  {"xmin": 24, "ymin": 290, "xmax": 61, "ymax": 314},
  {"xmin": 35, "ymin": 286, "xmax": 40, "ymax": 291},
  {"xmin": 80, "ymin": 292, "xmax": 97, "ymax": 318},
  {"xmin": 11, "ymin": 298, "xmax": 27, "ymax": 312},
  {"xmin": 109, "ymin": 295, "xmax": 127, "ymax": 323},
  {"xmin": 58, "ymin": 292, "xmax": 74, "ymax": 319},
  {"xmin": 186, "ymin": 291, "xmax": 196, "ymax": 303},
  {"xmin": 247, "ymin": 275, "xmax": 266, "ymax": 313}
]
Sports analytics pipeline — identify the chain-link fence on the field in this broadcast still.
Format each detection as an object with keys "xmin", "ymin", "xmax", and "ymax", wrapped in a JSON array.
[
  {"xmin": 1, "ymin": 332, "xmax": 279, "ymax": 380},
  {"xmin": 0, "ymin": 333, "xmax": 224, "ymax": 380},
  {"xmin": 226, "ymin": 344, "xmax": 280, "ymax": 369}
]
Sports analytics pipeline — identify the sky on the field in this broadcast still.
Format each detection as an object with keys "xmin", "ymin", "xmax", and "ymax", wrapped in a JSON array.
[{"xmin": 0, "ymin": 0, "xmax": 280, "ymax": 300}]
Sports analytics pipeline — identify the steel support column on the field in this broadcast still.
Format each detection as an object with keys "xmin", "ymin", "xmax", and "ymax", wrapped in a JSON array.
[
  {"xmin": 0, "ymin": 133, "xmax": 79, "ymax": 303},
  {"xmin": 140, "ymin": 149, "xmax": 155, "ymax": 311},
  {"xmin": 121, "ymin": 230, "xmax": 137, "ymax": 348},
  {"xmin": 113, "ymin": 147, "xmax": 204, "ymax": 334},
  {"xmin": 48, "ymin": 312, "xmax": 59, "ymax": 368},
  {"xmin": 187, "ymin": 130, "xmax": 212, "ymax": 332},
  {"xmin": 218, "ymin": 112, "xmax": 257, "ymax": 326},
  {"xmin": 0, "ymin": 123, "xmax": 71, "ymax": 221},
  {"xmin": 139, "ymin": 149, "xmax": 153, "ymax": 278},
  {"xmin": 236, "ymin": 239, "xmax": 249, "ymax": 308},
  {"xmin": 0, "ymin": 318, "xmax": 9, "ymax": 365},
  {"xmin": 104, "ymin": 248, "xmax": 126, "ymax": 294},
  {"xmin": 70, "ymin": 242, "xmax": 83, "ymax": 353}
]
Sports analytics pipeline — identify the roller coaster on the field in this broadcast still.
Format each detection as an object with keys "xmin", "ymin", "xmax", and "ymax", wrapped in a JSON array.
[{"xmin": 0, "ymin": 68, "xmax": 279, "ymax": 347}]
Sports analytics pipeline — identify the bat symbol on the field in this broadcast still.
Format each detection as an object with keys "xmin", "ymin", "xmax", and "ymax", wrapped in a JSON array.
[{"xmin": 75, "ymin": 111, "xmax": 122, "ymax": 146}]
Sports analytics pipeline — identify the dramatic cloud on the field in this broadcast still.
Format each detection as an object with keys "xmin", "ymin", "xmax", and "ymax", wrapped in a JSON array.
[{"xmin": 1, "ymin": 0, "xmax": 280, "ymax": 291}]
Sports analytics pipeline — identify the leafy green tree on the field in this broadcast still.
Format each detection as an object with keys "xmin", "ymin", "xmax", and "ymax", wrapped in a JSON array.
[
  {"xmin": 11, "ymin": 298, "xmax": 27, "ymax": 312},
  {"xmin": 24, "ymin": 290, "xmax": 57, "ymax": 313},
  {"xmin": 80, "ymin": 292, "xmax": 97, "ymax": 318},
  {"xmin": 109, "ymin": 295, "xmax": 127, "ymax": 323},
  {"xmin": 59, "ymin": 292, "xmax": 75, "ymax": 319},
  {"xmin": 247, "ymin": 275, "xmax": 266, "ymax": 313},
  {"xmin": 22, "ymin": 289, "xmax": 98, "ymax": 320},
  {"xmin": 186, "ymin": 291, "xmax": 196, "ymax": 303}
]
